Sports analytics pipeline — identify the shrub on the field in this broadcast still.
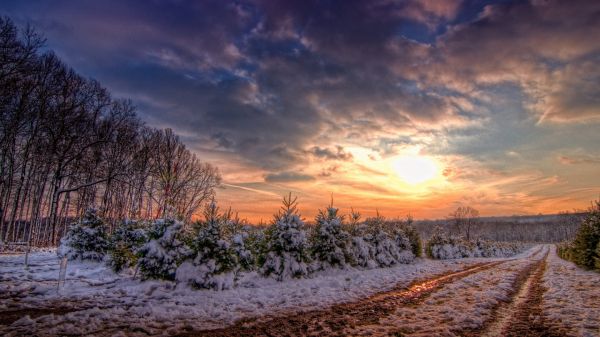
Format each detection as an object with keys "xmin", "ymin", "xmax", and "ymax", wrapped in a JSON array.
[
  {"xmin": 363, "ymin": 214, "xmax": 413, "ymax": 267},
  {"xmin": 310, "ymin": 204, "xmax": 352, "ymax": 270},
  {"xmin": 260, "ymin": 194, "xmax": 311, "ymax": 280},
  {"xmin": 394, "ymin": 222, "xmax": 422, "ymax": 258},
  {"xmin": 58, "ymin": 208, "xmax": 108, "ymax": 261},
  {"xmin": 137, "ymin": 218, "xmax": 191, "ymax": 280},
  {"xmin": 107, "ymin": 220, "xmax": 147, "ymax": 272},
  {"xmin": 426, "ymin": 226, "xmax": 524, "ymax": 259},
  {"xmin": 176, "ymin": 201, "xmax": 239, "ymax": 290}
]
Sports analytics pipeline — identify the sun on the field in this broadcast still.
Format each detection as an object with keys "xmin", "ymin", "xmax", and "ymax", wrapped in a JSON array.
[{"xmin": 392, "ymin": 155, "xmax": 439, "ymax": 185}]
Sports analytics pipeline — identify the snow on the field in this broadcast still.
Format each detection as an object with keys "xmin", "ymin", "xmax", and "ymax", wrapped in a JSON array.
[
  {"xmin": 2, "ymin": 244, "xmax": 595, "ymax": 336},
  {"xmin": 0, "ymin": 248, "xmax": 515, "ymax": 336},
  {"xmin": 260, "ymin": 208, "xmax": 311, "ymax": 280},
  {"xmin": 346, "ymin": 245, "xmax": 548, "ymax": 336},
  {"xmin": 543, "ymin": 245, "xmax": 600, "ymax": 337},
  {"xmin": 137, "ymin": 219, "xmax": 191, "ymax": 280}
]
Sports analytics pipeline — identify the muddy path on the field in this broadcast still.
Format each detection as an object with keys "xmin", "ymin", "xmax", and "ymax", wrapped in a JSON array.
[
  {"xmin": 1, "ymin": 247, "xmax": 552, "ymax": 337},
  {"xmin": 181, "ymin": 260, "xmax": 510, "ymax": 337},
  {"xmin": 459, "ymin": 249, "xmax": 570, "ymax": 337}
]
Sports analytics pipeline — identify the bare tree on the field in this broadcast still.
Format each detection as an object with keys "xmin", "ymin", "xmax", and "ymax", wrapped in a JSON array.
[
  {"xmin": 0, "ymin": 17, "xmax": 221, "ymax": 246},
  {"xmin": 449, "ymin": 206, "xmax": 479, "ymax": 241}
]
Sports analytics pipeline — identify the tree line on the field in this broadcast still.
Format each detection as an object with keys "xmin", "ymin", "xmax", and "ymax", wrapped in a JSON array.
[{"xmin": 0, "ymin": 17, "xmax": 220, "ymax": 246}]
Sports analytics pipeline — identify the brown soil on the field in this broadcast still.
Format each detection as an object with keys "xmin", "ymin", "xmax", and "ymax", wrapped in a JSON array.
[
  {"xmin": 0, "ymin": 306, "xmax": 82, "ymax": 326},
  {"xmin": 501, "ymin": 256, "xmax": 570, "ymax": 337},
  {"xmin": 180, "ymin": 261, "xmax": 506, "ymax": 337},
  {"xmin": 459, "ymin": 250, "xmax": 571, "ymax": 337}
]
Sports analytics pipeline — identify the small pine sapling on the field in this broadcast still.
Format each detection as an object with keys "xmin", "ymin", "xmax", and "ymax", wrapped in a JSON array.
[
  {"xmin": 261, "ymin": 193, "xmax": 311, "ymax": 280},
  {"xmin": 311, "ymin": 201, "xmax": 352, "ymax": 270},
  {"xmin": 176, "ymin": 201, "xmax": 239, "ymax": 290}
]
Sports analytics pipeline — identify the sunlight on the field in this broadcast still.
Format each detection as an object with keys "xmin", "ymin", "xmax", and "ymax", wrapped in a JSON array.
[{"xmin": 392, "ymin": 155, "xmax": 439, "ymax": 185}]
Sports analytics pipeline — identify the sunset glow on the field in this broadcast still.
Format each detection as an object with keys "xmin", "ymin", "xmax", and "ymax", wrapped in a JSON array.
[
  {"xmin": 392, "ymin": 155, "xmax": 440, "ymax": 185},
  {"xmin": 3, "ymin": 0, "xmax": 597, "ymax": 222}
]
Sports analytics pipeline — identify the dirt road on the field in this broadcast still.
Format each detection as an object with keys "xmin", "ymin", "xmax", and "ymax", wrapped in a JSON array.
[
  {"xmin": 1, "ymin": 246, "xmax": 579, "ymax": 336},
  {"xmin": 184, "ymin": 246, "xmax": 571, "ymax": 337}
]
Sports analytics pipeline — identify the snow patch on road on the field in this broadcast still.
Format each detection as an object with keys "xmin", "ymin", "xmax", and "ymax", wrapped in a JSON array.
[{"xmin": 543, "ymin": 245, "xmax": 600, "ymax": 337}]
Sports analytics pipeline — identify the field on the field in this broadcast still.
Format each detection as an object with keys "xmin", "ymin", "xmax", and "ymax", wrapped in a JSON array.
[{"xmin": 1, "ymin": 244, "xmax": 598, "ymax": 336}]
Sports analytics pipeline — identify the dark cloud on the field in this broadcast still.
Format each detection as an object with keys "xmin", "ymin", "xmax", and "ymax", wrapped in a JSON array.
[
  {"xmin": 264, "ymin": 171, "xmax": 315, "ymax": 183},
  {"xmin": 2, "ymin": 0, "xmax": 598, "ymax": 175},
  {"xmin": 211, "ymin": 132, "xmax": 234, "ymax": 149},
  {"xmin": 308, "ymin": 146, "xmax": 353, "ymax": 161},
  {"xmin": 425, "ymin": 0, "xmax": 600, "ymax": 122}
]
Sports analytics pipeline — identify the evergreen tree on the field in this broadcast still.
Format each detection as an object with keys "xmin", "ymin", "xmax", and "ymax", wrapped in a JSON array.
[
  {"xmin": 58, "ymin": 208, "xmax": 108, "ymax": 261},
  {"xmin": 224, "ymin": 210, "xmax": 254, "ymax": 271},
  {"xmin": 311, "ymin": 203, "xmax": 352, "ymax": 269},
  {"xmin": 176, "ymin": 201, "xmax": 238, "ymax": 290},
  {"xmin": 392, "ymin": 227, "xmax": 416, "ymax": 263},
  {"xmin": 570, "ymin": 201, "xmax": 600, "ymax": 269},
  {"xmin": 595, "ymin": 241, "xmax": 600, "ymax": 270},
  {"xmin": 107, "ymin": 220, "xmax": 148, "ymax": 272},
  {"xmin": 246, "ymin": 227, "xmax": 269, "ymax": 268},
  {"xmin": 261, "ymin": 194, "xmax": 310, "ymax": 280},
  {"xmin": 137, "ymin": 218, "xmax": 191, "ymax": 280},
  {"xmin": 364, "ymin": 213, "xmax": 402, "ymax": 267},
  {"xmin": 346, "ymin": 209, "xmax": 376, "ymax": 268},
  {"xmin": 401, "ymin": 215, "xmax": 422, "ymax": 257}
]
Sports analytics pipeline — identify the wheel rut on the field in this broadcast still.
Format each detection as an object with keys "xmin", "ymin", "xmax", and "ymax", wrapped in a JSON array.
[
  {"xmin": 181, "ymin": 260, "xmax": 509, "ymax": 337},
  {"xmin": 460, "ymin": 248, "xmax": 569, "ymax": 337}
]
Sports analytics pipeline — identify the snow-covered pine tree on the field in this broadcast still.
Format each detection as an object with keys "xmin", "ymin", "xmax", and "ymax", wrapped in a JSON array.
[
  {"xmin": 347, "ymin": 209, "xmax": 378, "ymax": 269},
  {"xmin": 176, "ymin": 201, "xmax": 238, "ymax": 290},
  {"xmin": 364, "ymin": 212, "xmax": 402, "ymax": 267},
  {"xmin": 392, "ymin": 227, "xmax": 416, "ymax": 264},
  {"xmin": 107, "ymin": 220, "xmax": 148, "ymax": 272},
  {"xmin": 223, "ymin": 209, "xmax": 254, "ymax": 271},
  {"xmin": 261, "ymin": 193, "xmax": 310, "ymax": 280},
  {"xmin": 311, "ymin": 202, "xmax": 352, "ymax": 269},
  {"xmin": 58, "ymin": 208, "xmax": 108, "ymax": 261},
  {"xmin": 245, "ymin": 226, "xmax": 269, "ymax": 267},
  {"xmin": 401, "ymin": 214, "xmax": 422, "ymax": 257},
  {"xmin": 137, "ymin": 217, "xmax": 191, "ymax": 280},
  {"xmin": 426, "ymin": 226, "xmax": 476, "ymax": 259},
  {"xmin": 570, "ymin": 200, "xmax": 600, "ymax": 269}
]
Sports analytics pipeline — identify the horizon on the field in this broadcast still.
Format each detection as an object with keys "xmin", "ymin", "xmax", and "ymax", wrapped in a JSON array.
[{"xmin": 2, "ymin": 0, "xmax": 599, "ymax": 222}]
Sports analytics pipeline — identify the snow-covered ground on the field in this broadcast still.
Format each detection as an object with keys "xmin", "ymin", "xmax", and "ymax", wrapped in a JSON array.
[
  {"xmin": 543, "ymin": 245, "xmax": 600, "ymax": 337},
  {"xmin": 1, "ymin": 250, "xmax": 512, "ymax": 336},
  {"xmin": 346, "ymin": 245, "xmax": 548, "ymax": 336},
  {"xmin": 1, "ymin": 244, "xmax": 597, "ymax": 336}
]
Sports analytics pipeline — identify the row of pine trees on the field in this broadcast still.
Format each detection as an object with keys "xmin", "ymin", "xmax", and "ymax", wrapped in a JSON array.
[{"xmin": 58, "ymin": 194, "xmax": 422, "ymax": 290}]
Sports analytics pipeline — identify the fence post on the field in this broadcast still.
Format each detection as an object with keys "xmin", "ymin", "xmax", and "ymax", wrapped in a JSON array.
[{"xmin": 57, "ymin": 256, "xmax": 68, "ymax": 293}]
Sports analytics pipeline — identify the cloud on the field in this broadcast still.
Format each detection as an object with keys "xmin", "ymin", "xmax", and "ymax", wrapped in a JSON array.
[
  {"xmin": 394, "ymin": 0, "xmax": 463, "ymax": 29},
  {"xmin": 558, "ymin": 154, "xmax": 600, "ymax": 165},
  {"xmin": 264, "ymin": 171, "xmax": 315, "ymax": 183},
  {"xmin": 423, "ymin": 0, "xmax": 600, "ymax": 123},
  {"xmin": 3, "ymin": 0, "xmax": 599, "ymax": 220},
  {"xmin": 308, "ymin": 146, "xmax": 353, "ymax": 161}
]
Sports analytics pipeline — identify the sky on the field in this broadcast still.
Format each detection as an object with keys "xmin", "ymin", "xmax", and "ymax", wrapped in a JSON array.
[{"xmin": 2, "ymin": 0, "xmax": 599, "ymax": 222}]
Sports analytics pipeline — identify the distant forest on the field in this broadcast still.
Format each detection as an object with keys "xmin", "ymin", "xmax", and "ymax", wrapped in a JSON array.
[
  {"xmin": 0, "ymin": 18, "xmax": 220, "ymax": 246},
  {"xmin": 413, "ymin": 213, "xmax": 585, "ymax": 243}
]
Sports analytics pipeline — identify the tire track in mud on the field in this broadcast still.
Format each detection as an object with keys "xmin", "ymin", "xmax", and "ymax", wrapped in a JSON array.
[
  {"xmin": 0, "ymin": 307, "xmax": 82, "ymax": 326},
  {"xmin": 460, "ymin": 246, "xmax": 569, "ymax": 337},
  {"xmin": 181, "ymin": 260, "xmax": 513, "ymax": 337},
  {"xmin": 0, "ymin": 301, "xmax": 116, "ymax": 326}
]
